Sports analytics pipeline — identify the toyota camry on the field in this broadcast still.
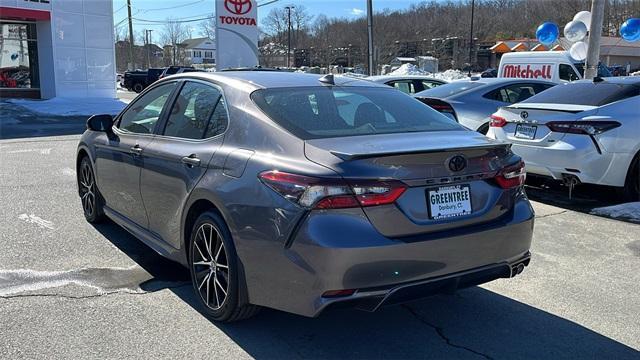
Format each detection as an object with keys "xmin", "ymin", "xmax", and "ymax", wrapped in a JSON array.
[{"xmin": 77, "ymin": 71, "xmax": 534, "ymax": 322}]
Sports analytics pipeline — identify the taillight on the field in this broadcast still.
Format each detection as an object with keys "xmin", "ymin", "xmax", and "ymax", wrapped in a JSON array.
[
  {"xmin": 489, "ymin": 114, "xmax": 507, "ymax": 127},
  {"xmin": 546, "ymin": 121, "xmax": 620, "ymax": 135},
  {"xmin": 495, "ymin": 161, "xmax": 526, "ymax": 189},
  {"xmin": 258, "ymin": 171, "xmax": 407, "ymax": 209}
]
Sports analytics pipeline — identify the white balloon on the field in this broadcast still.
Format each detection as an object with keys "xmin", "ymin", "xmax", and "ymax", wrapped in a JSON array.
[
  {"xmin": 564, "ymin": 20, "xmax": 588, "ymax": 42},
  {"xmin": 574, "ymin": 11, "xmax": 592, "ymax": 29},
  {"xmin": 569, "ymin": 41, "xmax": 588, "ymax": 61}
]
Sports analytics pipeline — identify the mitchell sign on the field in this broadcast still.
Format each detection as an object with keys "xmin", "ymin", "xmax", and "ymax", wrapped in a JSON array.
[
  {"xmin": 215, "ymin": 0, "xmax": 259, "ymax": 69},
  {"xmin": 502, "ymin": 64, "xmax": 553, "ymax": 79}
]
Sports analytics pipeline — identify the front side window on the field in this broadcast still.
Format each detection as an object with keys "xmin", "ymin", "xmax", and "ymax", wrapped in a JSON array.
[
  {"xmin": 559, "ymin": 64, "xmax": 580, "ymax": 81},
  {"xmin": 163, "ymin": 82, "xmax": 227, "ymax": 139},
  {"xmin": 252, "ymin": 86, "xmax": 463, "ymax": 140},
  {"xmin": 119, "ymin": 83, "xmax": 177, "ymax": 134}
]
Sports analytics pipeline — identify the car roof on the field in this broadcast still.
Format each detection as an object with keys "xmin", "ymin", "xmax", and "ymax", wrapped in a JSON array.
[
  {"xmin": 570, "ymin": 76, "xmax": 640, "ymax": 85},
  {"xmin": 164, "ymin": 71, "xmax": 386, "ymax": 90},
  {"xmin": 367, "ymin": 75, "xmax": 447, "ymax": 82}
]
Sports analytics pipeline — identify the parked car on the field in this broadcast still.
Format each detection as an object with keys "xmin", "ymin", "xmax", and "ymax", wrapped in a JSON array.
[
  {"xmin": 487, "ymin": 77, "xmax": 640, "ymax": 200},
  {"xmin": 498, "ymin": 51, "xmax": 611, "ymax": 84},
  {"xmin": 158, "ymin": 66, "xmax": 198, "ymax": 79},
  {"xmin": 481, "ymin": 68, "xmax": 497, "ymax": 78},
  {"xmin": 414, "ymin": 78, "xmax": 556, "ymax": 134},
  {"xmin": 77, "ymin": 72, "xmax": 533, "ymax": 322},
  {"xmin": 123, "ymin": 68, "xmax": 164, "ymax": 93},
  {"xmin": 367, "ymin": 75, "xmax": 447, "ymax": 94}
]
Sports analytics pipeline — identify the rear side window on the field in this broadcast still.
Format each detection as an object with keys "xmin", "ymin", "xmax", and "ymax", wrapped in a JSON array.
[
  {"xmin": 387, "ymin": 80, "xmax": 415, "ymax": 94},
  {"xmin": 252, "ymin": 86, "xmax": 463, "ymax": 140},
  {"xmin": 415, "ymin": 81, "xmax": 485, "ymax": 98},
  {"xmin": 522, "ymin": 82, "xmax": 640, "ymax": 106},
  {"xmin": 484, "ymin": 83, "xmax": 554, "ymax": 103}
]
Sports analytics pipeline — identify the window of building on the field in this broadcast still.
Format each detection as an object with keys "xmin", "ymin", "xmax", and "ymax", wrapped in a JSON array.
[
  {"xmin": 0, "ymin": 22, "xmax": 39, "ymax": 90},
  {"xmin": 204, "ymin": 51, "xmax": 213, "ymax": 58}
]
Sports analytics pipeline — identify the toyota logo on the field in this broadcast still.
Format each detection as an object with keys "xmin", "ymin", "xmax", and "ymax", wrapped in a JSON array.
[
  {"xmin": 520, "ymin": 111, "xmax": 529, "ymax": 120},
  {"xmin": 448, "ymin": 155, "xmax": 467, "ymax": 172},
  {"xmin": 225, "ymin": 0, "xmax": 252, "ymax": 15}
]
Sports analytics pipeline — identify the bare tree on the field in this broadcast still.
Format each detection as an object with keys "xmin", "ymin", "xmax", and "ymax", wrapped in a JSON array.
[
  {"xmin": 199, "ymin": 15, "xmax": 216, "ymax": 40},
  {"xmin": 161, "ymin": 18, "xmax": 189, "ymax": 65}
]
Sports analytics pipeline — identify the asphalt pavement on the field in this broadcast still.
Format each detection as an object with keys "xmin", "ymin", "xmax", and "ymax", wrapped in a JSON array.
[{"xmin": 0, "ymin": 109, "xmax": 638, "ymax": 359}]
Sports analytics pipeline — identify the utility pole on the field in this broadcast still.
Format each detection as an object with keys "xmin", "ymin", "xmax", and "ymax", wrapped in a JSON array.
[
  {"xmin": 468, "ymin": 0, "xmax": 475, "ymax": 76},
  {"xmin": 286, "ymin": 6, "xmax": 293, "ymax": 68},
  {"xmin": 366, "ymin": 0, "xmax": 374, "ymax": 75},
  {"xmin": 127, "ymin": 0, "xmax": 134, "ymax": 70},
  {"xmin": 584, "ymin": 0, "xmax": 605, "ymax": 79},
  {"xmin": 146, "ymin": 29, "xmax": 153, "ymax": 68}
]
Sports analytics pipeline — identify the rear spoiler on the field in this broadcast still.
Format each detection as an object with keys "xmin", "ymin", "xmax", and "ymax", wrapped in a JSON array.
[
  {"xmin": 508, "ymin": 103, "xmax": 598, "ymax": 114},
  {"xmin": 330, "ymin": 143, "xmax": 511, "ymax": 161}
]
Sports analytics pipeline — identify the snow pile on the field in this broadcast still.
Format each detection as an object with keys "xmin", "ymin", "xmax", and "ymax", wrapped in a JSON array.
[
  {"xmin": 431, "ymin": 69, "xmax": 468, "ymax": 82},
  {"xmin": 390, "ymin": 64, "xmax": 426, "ymax": 75},
  {"xmin": 6, "ymin": 97, "xmax": 127, "ymax": 116},
  {"xmin": 389, "ymin": 65, "xmax": 469, "ymax": 82},
  {"xmin": 590, "ymin": 202, "xmax": 640, "ymax": 223}
]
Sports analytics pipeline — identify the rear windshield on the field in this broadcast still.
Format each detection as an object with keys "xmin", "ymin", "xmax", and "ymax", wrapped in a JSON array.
[
  {"xmin": 251, "ymin": 86, "xmax": 463, "ymax": 140},
  {"xmin": 414, "ymin": 81, "xmax": 484, "ymax": 98},
  {"xmin": 521, "ymin": 82, "xmax": 640, "ymax": 106}
]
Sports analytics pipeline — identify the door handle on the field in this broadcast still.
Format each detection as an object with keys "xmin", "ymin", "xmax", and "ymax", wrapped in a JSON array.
[
  {"xmin": 130, "ymin": 144, "xmax": 143, "ymax": 155},
  {"xmin": 181, "ymin": 154, "xmax": 201, "ymax": 167}
]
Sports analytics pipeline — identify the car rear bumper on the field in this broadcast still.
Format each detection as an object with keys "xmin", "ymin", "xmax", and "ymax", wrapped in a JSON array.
[
  {"xmin": 510, "ymin": 136, "xmax": 630, "ymax": 187},
  {"xmin": 242, "ymin": 193, "xmax": 534, "ymax": 317}
]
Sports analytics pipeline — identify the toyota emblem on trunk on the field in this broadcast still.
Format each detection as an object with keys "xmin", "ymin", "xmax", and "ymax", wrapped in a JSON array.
[
  {"xmin": 448, "ymin": 155, "xmax": 467, "ymax": 172},
  {"xmin": 520, "ymin": 111, "xmax": 529, "ymax": 119}
]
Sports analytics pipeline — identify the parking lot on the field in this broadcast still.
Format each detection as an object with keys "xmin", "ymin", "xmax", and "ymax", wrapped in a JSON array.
[{"xmin": 0, "ymin": 111, "xmax": 638, "ymax": 359}]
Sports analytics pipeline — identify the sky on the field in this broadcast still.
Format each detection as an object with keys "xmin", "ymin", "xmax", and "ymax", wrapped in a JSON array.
[{"xmin": 113, "ymin": 0, "xmax": 424, "ymax": 42}]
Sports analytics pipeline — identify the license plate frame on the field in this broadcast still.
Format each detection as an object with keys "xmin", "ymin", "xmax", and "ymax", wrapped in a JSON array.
[
  {"xmin": 514, "ymin": 124, "xmax": 538, "ymax": 140},
  {"xmin": 426, "ymin": 184, "xmax": 472, "ymax": 220}
]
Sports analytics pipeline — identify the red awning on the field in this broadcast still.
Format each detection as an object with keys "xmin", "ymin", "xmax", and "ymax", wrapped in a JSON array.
[{"xmin": 0, "ymin": 7, "xmax": 50, "ymax": 21}]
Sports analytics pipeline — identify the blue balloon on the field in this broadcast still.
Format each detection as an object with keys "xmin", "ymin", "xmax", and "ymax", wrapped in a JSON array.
[
  {"xmin": 620, "ymin": 18, "xmax": 640, "ymax": 42},
  {"xmin": 536, "ymin": 22, "xmax": 559, "ymax": 46}
]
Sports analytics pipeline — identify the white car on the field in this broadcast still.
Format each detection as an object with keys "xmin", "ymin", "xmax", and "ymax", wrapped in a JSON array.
[
  {"xmin": 487, "ymin": 77, "xmax": 640, "ymax": 200},
  {"xmin": 367, "ymin": 75, "xmax": 447, "ymax": 94}
]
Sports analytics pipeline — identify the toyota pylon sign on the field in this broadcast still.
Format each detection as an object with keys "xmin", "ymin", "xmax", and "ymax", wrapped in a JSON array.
[{"xmin": 216, "ymin": 0, "xmax": 259, "ymax": 69}]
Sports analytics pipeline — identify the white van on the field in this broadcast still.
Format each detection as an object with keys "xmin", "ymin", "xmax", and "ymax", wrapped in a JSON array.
[{"xmin": 498, "ymin": 51, "xmax": 611, "ymax": 84}]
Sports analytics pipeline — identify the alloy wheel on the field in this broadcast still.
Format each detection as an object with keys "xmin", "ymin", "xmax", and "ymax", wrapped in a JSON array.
[
  {"xmin": 191, "ymin": 223, "xmax": 230, "ymax": 310},
  {"xmin": 80, "ymin": 162, "xmax": 96, "ymax": 217}
]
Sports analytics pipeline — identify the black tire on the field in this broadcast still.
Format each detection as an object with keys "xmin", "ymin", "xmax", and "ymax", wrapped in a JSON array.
[
  {"xmin": 133, "ymin": 83, "xmax": 144, "ymax": 93},
  {"xmin": 188, "ymin": 211, "xmax": 259, "ymax": 322},
  {"xmin": 78, "ymin": 156, "xmax": 105, "ymax": 223},
  {"xmin": 621, "ymin": 154, "xmax": 640, "ymax": 201}
]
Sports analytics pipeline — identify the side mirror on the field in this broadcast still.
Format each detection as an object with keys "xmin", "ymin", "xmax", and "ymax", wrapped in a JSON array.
[{"xmin": 87, "ymin": 114, "xmax": 114, "ymax": 133}]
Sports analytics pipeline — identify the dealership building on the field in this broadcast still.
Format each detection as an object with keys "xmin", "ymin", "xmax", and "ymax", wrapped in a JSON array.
[{"xmin": 0, "ymin": 0, "xmax": 116, "ymax": 99}]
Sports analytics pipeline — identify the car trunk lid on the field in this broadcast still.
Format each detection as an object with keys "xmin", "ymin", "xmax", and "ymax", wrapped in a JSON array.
[
  {"xmin": 498, "ymin": 103, "xmax": 598, "ymax": 147},
  {"xmin": 304, "ymin": 131, "xmax": 520, "ymax": 237}
]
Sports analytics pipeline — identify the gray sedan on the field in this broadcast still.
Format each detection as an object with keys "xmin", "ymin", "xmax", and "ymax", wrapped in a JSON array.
[
  {"xmin": 76, "ymin": 71, "xmax": 533, "ymax": 322},
  {"xmin": 414, "ymin": 78, "xmax": 555, "ymax": 134}
]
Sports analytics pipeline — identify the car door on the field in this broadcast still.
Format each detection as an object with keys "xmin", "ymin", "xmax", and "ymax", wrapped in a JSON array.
[
  {"xmin": 95, "ymin": 82, "xmax": 178, "ymax": 228},
  {"xmin": 140, "ymin": 80, "xmax": 229, "ymax": 247}
]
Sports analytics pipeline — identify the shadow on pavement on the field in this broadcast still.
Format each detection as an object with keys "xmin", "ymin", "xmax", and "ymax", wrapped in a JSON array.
[
  {"xmin": 0, "ymin": 102, "xmax": 89, "ymax": 140},
  {"xmin": 525, "ymin": 176, "xmax": 624, "ymax": 212},
  {"xmin": 93, "ymin": 220, "xmax": 638, "ymax": 359}
]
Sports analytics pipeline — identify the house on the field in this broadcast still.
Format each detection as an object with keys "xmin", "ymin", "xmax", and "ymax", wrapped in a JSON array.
[{"xmin": 182, "ymin": 38, "xmax": 216, "ymax": 65}]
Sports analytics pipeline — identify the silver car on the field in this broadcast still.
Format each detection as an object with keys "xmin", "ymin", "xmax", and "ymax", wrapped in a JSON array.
[
  {"xmin": 367, "ymin": 75, "xmax": 447, "ymax": 94},
  {"xmin": 76, "ymin": 71, "xmax": 534, "ymax": 322},
  {"xmin": 414, "ymin": 78, "xmax": 555, "ymax": 134}
]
